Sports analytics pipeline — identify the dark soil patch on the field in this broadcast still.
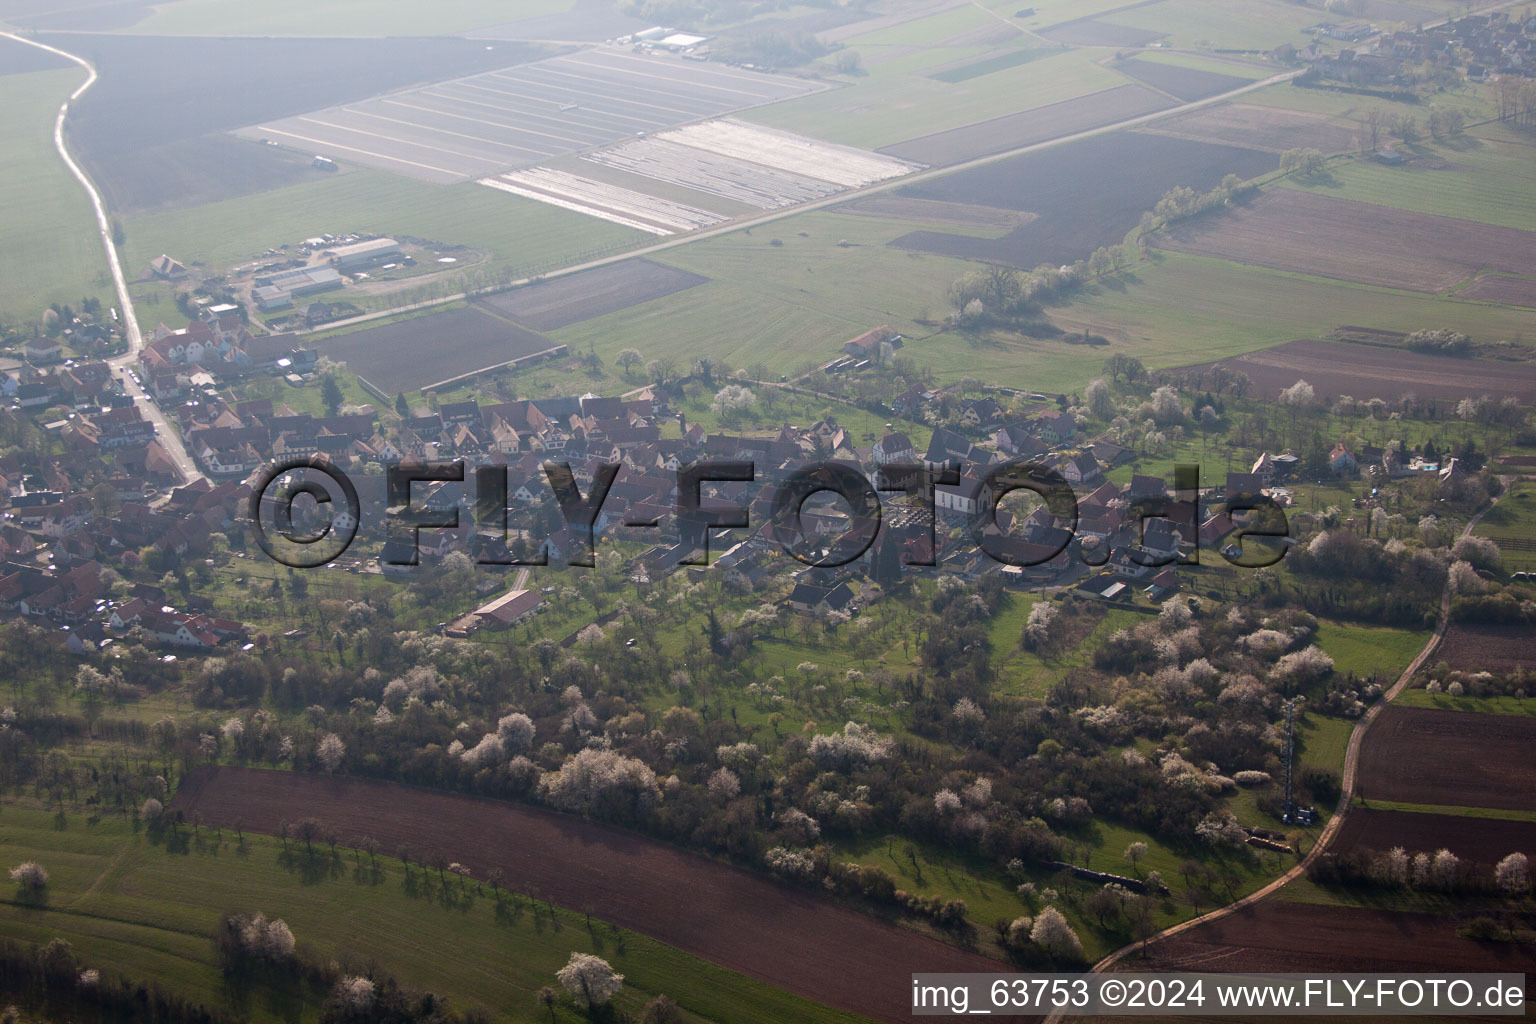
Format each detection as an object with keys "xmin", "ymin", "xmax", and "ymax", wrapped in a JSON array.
[
  {"xmin": 879, "ymin": 84, "xmax": 1172, "ymax": 166},
  {"xmin": 1460, "ymin": 274, "xmax": 1536, "ymax": 308},
  {"xmin": 320, "ymin": 307, "xmax": 558, "ymax": 394},
  {"xmin": 171, "ymin": 765, "xmax": 1005, "ymax": 1024},
  {"xmin": 1113, "ymin": 59, "xmax": 1253, "ymax": 102},
  {"xmin": 1123, "ymin": 898, "xmax": 1536, "ymax": 975},
  {"xmin": 1438, "ymin": 622, "xmax": 1536, "ymax": 671},
  {"xmin": 1357, "ymin": 706, "xmax": 1536, "ymax": 812},
  {"xmin": 1157, "ymin": 188, "xmax": 1536, "ymax": 294},
  {"xmin": 35, "ymin": 31, "xmax": 549, "ymax": 214},
  {"xmin": 890, "ymin": 132, "xmax": 1274, "ymax": 267},
  {"xmin": 475, "ymin": 259, "xmax": 707, "ymax": 332},
  {"xmin": 1175, "ymin": 339, "xmax": 1536, "ymax": 404},
  {"xmin": 1335, "ymin": 808, "xmax": 1536, "ymax": 867}
]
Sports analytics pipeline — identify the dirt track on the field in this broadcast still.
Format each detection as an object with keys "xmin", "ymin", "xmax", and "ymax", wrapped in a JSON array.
[{"xmin": 172, "ymin": 766, "xmax": 1006, "ymax": 1024}]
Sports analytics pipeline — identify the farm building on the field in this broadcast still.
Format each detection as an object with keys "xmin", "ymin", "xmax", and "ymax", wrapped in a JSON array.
[
  {"xmin": 473, "ymin": 588, "xmax": 543, "ymax": 629},
  {"xmin": 150, "ymin": 254, "xmax": 188, "ymax": 280},
  {"xmin": 326, "ymin": 238, "xmax": 401, "ymax": 270},
  {"xmin": 252, "ymin": 265, "xmax": 344, "ymax": 296},
  {"xmin": 253, "ymin": 286, "xmax": 292, "ymax": 312},
  {"xmin": 843, "ymin": 326, "xmax": 902, "ymax": 359}
]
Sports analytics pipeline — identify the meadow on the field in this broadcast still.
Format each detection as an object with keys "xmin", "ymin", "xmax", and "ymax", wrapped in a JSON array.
[
  {"xmin": 1279, "ymin": 130, "xmax": 1536, "ymax": 231},
  {"xmin": 744, "ymin": 48, "xmax": 1126, "ymax": 149},
  {"xmin": 0, "ymin": 68, "xmax": 113, "ymax": 323}
]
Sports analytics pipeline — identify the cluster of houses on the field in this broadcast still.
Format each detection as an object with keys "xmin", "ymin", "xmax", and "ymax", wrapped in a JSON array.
[
  {"xmin": 0, "ymin": 476, "xmax": 253, "ymax": 653},
  {"xmin": 137, "ymin": 303, "xmax": 319, "ymax": 399},
  {"xmin": 1301, "ymin": 11, "xmax": 1534, "ymax": 86}
]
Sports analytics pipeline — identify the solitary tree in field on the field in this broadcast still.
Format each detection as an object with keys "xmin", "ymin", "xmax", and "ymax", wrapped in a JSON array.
[
  {"xmin": 536, "ymin": 986, "xmax": 557, "ymax": 1024},
  {"xmin": 616, "ymin": 348, "xmax": 643, "ymax": 379},
  {"xmin": 556, "ymin": 952, "xmax": 624, "ymax": 1008},
  {"xmin": 1124, "ymin": 841, "xmax": 1148, "ymax": 876}
]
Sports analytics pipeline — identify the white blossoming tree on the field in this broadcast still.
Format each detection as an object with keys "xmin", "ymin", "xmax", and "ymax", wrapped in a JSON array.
[{"xmin": 555, "ymin": 952, "xmax": 623, "ymax": 1008}]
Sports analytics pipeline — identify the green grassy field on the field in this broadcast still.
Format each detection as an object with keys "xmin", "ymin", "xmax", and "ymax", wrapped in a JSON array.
[
  {"xmin": 122, "ymin": 170, "xmax": 646, "ymax": 321},
  {"xmin": 0, "ymin": 807, "xmax": 870, "ymax": 1024},
  {"xmin": 1107, "ymin": 0, "xmax": 1334, "ymax": 51},
  {"xmin": 1473, "ymin": 477, "xmax": 1536, "ymax": 571},
  {"xmin": 1395, "ymin": 689, "xmax": 1536, "ymax": 717},
  {"xmin": 1296, "ymin": 712, "xmax": 1353, "ymax": 777},
  {"xmin": 744, "ymin": 48, "xmax": 1125, "ymax": 148},
  {"xmin": 1313, "ymin": 620, "xmax": 1431, "ymax": 685},
  {"xmin": 1280, "ymin": 134, "xmax": 1536, "ymax": 231},
  {"xmin": 1055, "ymin": 250, "xmax": 1536, "ymax": 389},
  {"xmin": 1127, "ymin": 50, "xmax": 1274, "ymax": 79},
  {"xmin": 548, "ymin": 211, "xmax": 973, "ymax": 378},
  {"xmin": 0, "ymin": 68, "xmax": 114, "ymax": 323},
  {"xmin": 120, "ymin": 0, "xmax": 572, "ymax": 36}
]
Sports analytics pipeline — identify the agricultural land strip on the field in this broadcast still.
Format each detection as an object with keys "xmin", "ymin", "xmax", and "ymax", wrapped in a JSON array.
[
  {"xmin": 1112, "ymin": 58, "xmax": 1255, "ymax": 102},
  {"xmin": 1356, "ymin": 706, "xmax": 1536, "ymax": 813},
  {"xmin": 878, "ymin": 84, "xmax": 1174, "ymax": 166},
  {"xmin": 171, "ymin": 765, "xmax": 1006, "ymax": 1024},
  {"xmin": 1334, "ymin": 808, "xmax": 1536, "ymax": 867},
  {"xmin": 1174, "ymin": 339, "xmax": 1536, "ymax": 404},
  {"xmin": 317, "ymin": 306, "xmax": 559, "ymax": 394},
  {"xmin": 239, "ymin": 48, "xmax": 824, "ymax": 184},
  {"xmin": 1159, "ymin": 189, "xmax": 1536, "ymax": 294},
  {"xmin": 1139, "ymin": 102, "xmax": 1362, "ymax": 154},
  {"xmin": 474, "ymin": 258, "xmax": 707, "ymax": 332},
  {"xmin": 890, "ymin": 132, "xmax": 1276, "ymax": 267}
]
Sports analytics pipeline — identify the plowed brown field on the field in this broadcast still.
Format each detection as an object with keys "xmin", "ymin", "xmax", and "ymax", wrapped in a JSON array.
[
  {"xmin": 171, "ymin": 766, "xmax": 1007, "ymax": 1024},
  {"xmin": 1356, "ymin": 707, "xmax": 1536, "ymax": 812},
  {"xmin": 1175, "ymin": 339, "xmax": 1536, "ymax": 403},
  {"xmin": 1334, "ymin": 808, "xmax": 1536, "ymax": 867},
  {"xmin": 1438, "ymin": 623, "xmax": 1536, "ymax": 671},
  {"xmin": 1158, "ymin": 189, "xmax": 1536, "ymax": 294},
  {"xmin": 1121, "ymin": 899, "xmax": 1536, "ymax": 974}
]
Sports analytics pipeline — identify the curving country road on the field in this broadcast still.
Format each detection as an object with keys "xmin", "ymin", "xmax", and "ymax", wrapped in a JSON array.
[
  {"xmin": 1, "ymin": 30, "xmax": 203, "ymax": 486},
  {"xmin": 1045, "ymin": 482, "xmax": 1513, "ymax": 1020}
]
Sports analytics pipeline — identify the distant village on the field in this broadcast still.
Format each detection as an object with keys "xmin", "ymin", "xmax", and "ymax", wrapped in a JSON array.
[{"xmin": 1296, "ymin": 10, "xmax": 1535, "ymax": 88}]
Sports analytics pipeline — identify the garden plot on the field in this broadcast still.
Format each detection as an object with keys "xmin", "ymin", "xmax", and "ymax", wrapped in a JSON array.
[{"xmin": 481, "ymin": 167, "xmax": 725, "ymax": 235}]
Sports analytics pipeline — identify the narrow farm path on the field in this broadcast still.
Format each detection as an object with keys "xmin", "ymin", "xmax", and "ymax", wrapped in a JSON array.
[{"xmin": 1046, "ymin": 480, "xmax": 1513, "ymax": 1014}]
